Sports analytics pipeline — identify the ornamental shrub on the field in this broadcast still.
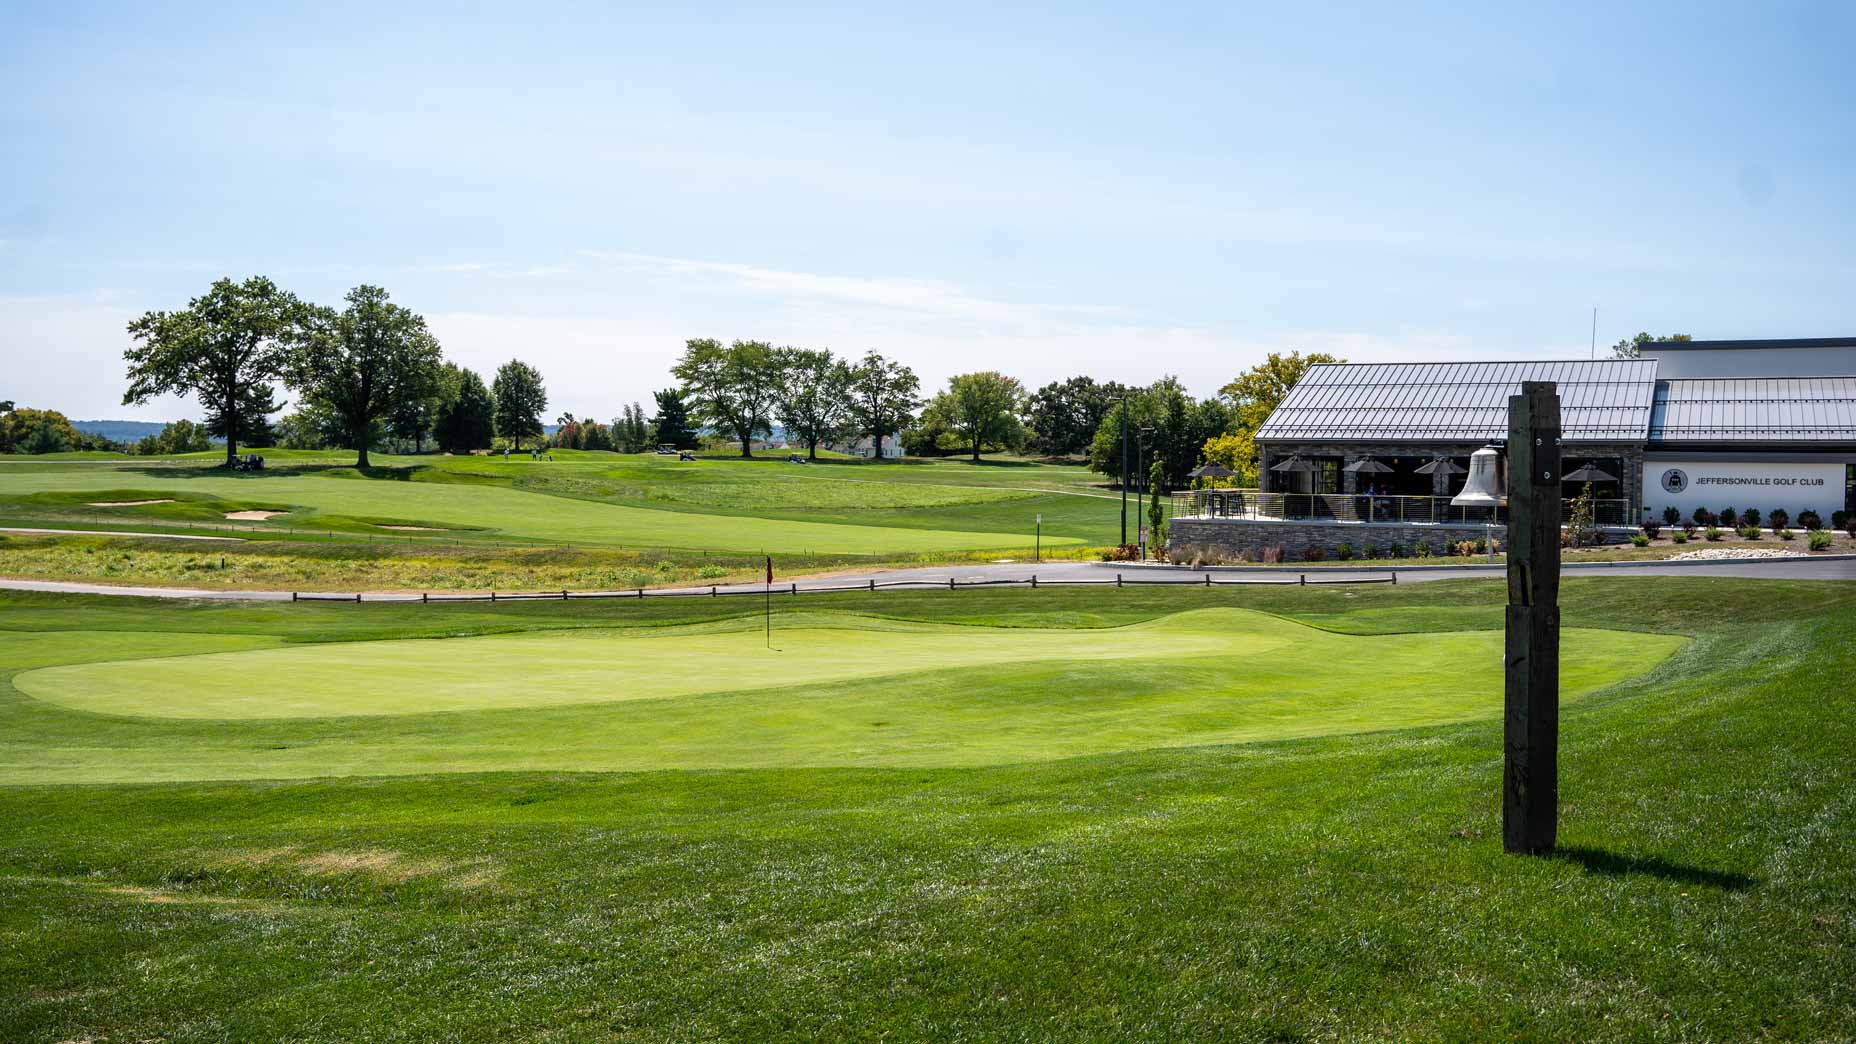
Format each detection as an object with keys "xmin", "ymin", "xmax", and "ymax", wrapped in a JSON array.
[
  {"xmin": 1671, "ymin": 530, "xmax": 1689, "ymax": 544},
  {"xmin": 1768, "ymin": 508, "xmax": 1790, "ymax": 531},
  {"xmin": 1261, "ymin": 545, "xmax": 1285, "ymax": 564},
  {"xmin": 1778, "ymin": 528, "xmax": 1796, "ymax": 541},
  {"xmin": 1303, "ymin": 545, "xmax": 1327, "ymax": 563},
  {"xmin": 1452, "ymin": 540, "xmax": 1476, "ymax": 557},
  {"xmin": 1799, "ymin": 510, "xmax": 1822, "ymax": 531},
  {"xmin": 1719, "ymin": 507, "xmax": 1738, "ymax": 527},
  {"xmin": 1833, "ymin": 510, "xmax": 1849, "ymax": 531},
  {"xmin": 1705, "ymin": 526, "xmax": 1723, "ymax": 541},
  {"xmin": 1692, "ymin": 507, "xmax": 1715, "ymax": 526},
  {"xmin": 1335, "ymin": 542, "xmax": 1353, "ymax": 561},
  {"xmin": 1641, "ymin": 520, "xmax": 1662, "ymax": 539},
  {"xmin": 1808, "ymin": 530, "xmax": 1833, "ymax": 551},
  {"xmin": 1663, "ymin": 506, "xmax": 1681, "ymax": 526},
  {"xmin": 1630, "ymin": 532, "xmax": 1650, "ymax": 547},
  {"xmin": 1739, "ymin": 525, "xmax": 1762, "ymax": 541},
  {"xmin": 1740, "ymin": 508, "xmax": 1762, "ymax": 530}
]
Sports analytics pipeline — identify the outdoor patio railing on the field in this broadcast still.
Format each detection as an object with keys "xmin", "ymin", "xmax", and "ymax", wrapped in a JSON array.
[{"xmin": 1170, "ymin": 490, "xmax": 1633, "ymax": 527}]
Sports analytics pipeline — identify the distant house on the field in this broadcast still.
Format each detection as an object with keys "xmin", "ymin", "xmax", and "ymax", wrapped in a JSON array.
[{"xmin": 829, "ymin": 433, "xmax": 902, "ymax": 459}]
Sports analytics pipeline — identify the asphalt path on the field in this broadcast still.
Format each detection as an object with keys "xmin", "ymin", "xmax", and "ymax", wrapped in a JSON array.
[{"xmin": 2, "ymin": 555, "xmax": 1852, "ymax": 603}]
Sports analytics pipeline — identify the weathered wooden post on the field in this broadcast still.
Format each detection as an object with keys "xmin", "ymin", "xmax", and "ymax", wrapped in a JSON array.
[{"xmin": 1504, "ymin": 381, "xmax": 1562, "ymax": 854}]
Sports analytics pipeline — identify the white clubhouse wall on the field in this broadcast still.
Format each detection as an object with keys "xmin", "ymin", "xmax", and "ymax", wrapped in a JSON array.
[{"xmin": 1642, "ymin": 457, "xmax": 1847, "ymax": 521}]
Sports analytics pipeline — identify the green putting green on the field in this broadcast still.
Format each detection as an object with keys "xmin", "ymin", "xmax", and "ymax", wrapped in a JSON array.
[{"xmin": 13, "ymin": 611, "xmax": 1683, "ymax": 779}]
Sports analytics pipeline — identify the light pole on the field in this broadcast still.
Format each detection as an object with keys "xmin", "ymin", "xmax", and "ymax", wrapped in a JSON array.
[
  {"xmin": 1135, "ymin": 426, "xmax": 1155, "ymax": 560},
  {"xmin": 1118, "ymin": 399, "xmax": 1129, "ymax": 547}
]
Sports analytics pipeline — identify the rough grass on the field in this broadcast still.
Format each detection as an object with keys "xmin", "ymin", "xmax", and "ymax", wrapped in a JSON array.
[{"xmin": 0, "ymin": 579, "xmax": 1851, "ymax": 1041}]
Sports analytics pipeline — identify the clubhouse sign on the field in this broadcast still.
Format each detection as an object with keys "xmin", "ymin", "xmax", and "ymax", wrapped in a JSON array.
[{"xmin": 1644, "ymin": 459, "xmax": 1845, "ymax": 518}]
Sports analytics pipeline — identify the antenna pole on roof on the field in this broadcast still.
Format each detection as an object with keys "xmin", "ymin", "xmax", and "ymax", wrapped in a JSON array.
[{"xmin": 1590, "ymin": 306, "xmax": 1598, "ymax": 360}]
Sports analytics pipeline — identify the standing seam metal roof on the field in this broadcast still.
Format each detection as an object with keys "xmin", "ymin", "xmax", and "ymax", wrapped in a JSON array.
[
  {"xmin": 1256, "ymin": 360, "xmax": 1658, "ymax": 443},
  {"xmin": 1648, "ymin": 377, "xmax": 1856, "ymax": 442}
]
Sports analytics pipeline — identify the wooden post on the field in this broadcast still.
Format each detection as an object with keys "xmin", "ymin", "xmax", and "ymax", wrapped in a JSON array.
[{"xmin": 1505, "ymin": 381, "xmax": 1562, "ymax": 855}]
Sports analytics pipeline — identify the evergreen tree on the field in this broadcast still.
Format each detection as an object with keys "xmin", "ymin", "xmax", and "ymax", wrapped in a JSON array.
[
  {"xmin": 435, "ymin": 366, "xmax": 495, "ymax": 453},
  {"xmin": 203, "ymin": 383, "xmax": 280, "ymax": 450},
  {"xmin": 650, "ymin": 388, "xmax": 698, "ymax": 449}
]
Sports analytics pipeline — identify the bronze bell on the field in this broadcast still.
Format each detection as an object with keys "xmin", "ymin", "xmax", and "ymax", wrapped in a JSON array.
[{"xmin": 1450, "ymin": 445, "xmax": 1506, "ymax": 507}]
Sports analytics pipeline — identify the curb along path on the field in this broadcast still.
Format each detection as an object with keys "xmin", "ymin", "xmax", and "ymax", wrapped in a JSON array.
[{"xmin": 2, "ymin": 555, "xmax": 1854, "ymax": 603}]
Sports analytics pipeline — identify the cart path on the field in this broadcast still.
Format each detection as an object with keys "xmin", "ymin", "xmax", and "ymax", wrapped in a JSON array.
[{"xmin": 2, "ymin": 555, "xmax": 1853, "ymax": 603}]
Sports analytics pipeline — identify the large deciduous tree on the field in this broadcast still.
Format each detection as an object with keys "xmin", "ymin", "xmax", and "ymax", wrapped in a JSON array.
[
  {"xmin": 1025, "ymin": 376, "xmax": 1124, "ymax": 457},
  {"xmin": 926, "ymin": 371, "xmax": 1027, "ymax": 461},
  {"xmin": 285, "ymin": 285, "xmax": 444, "ymax": 469},
  {"xmin": 491, "ymin": 360, "xmax": 548, "ymax": 450},
  {"xmin": 650, "ymin": 389, "xmax": 698, "ymax": 450},
  {"xmin": 672, "ymin": 338, "xmax": 783, "ymax": 458},
  {"xmin": 1087, "ymin": 377, "xmax": 1233, "ymax": 489},
  {"xmin": 122, "ymin": 276, "xmax": 303, "ymax": 468},
  {"xmin": 846, "ymin": 351, "xmax": 920, "ymax": 462},
  {"xmin": 1212, "ymin": 351, "xmax": 1343, "ymax": 485},
  {"xmin": 774, "ymin": 347, "xmax": 853, "ymax": 460}
]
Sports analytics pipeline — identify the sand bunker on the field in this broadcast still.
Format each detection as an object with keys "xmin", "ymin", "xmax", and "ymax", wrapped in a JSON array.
[
  {"xmin": 86, "ymin": 499, "xmax": 175, "ymax": 507},
  {"xmin": 224, "ymin": 510, "xmax": 284, "ymax": 521}
]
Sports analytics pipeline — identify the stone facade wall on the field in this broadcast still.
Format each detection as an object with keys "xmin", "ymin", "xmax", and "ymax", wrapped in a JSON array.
[{"xmin": 1168, "ymin": 516, "xmax": 1504, "ymax": 564}]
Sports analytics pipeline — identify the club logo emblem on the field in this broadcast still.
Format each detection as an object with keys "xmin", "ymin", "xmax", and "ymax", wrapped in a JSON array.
[{"xmin": 1660, "ymin": 468, "xmax": 1687, "ymax": 494}]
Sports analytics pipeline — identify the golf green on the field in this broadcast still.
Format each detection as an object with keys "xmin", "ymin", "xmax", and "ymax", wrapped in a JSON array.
[{"xmin": 12, "ymin": 611, "xmax": 1683, "ymax": 769}]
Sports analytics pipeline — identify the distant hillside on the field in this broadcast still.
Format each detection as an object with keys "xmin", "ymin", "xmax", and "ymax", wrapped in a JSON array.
[{"xmin": 72, "ymin": 420, "xmax": 169, "ymax": 443}]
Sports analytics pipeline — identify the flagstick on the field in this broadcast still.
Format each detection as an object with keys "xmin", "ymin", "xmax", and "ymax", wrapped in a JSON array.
[{"xmin": 765, "ymin": 555, "xmax": 773, "ymax": 651}]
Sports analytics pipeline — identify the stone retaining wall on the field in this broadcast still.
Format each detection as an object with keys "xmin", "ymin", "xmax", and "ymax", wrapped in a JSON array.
[{"xmin": 1169, "ymin": 517, "xmax": 1504, "ymax": 563}]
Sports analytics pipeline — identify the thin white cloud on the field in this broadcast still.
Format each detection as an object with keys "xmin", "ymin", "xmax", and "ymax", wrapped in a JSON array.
[{"xmin": 580, "ymin": 250, "xmax": 1146, "ymax": 326}]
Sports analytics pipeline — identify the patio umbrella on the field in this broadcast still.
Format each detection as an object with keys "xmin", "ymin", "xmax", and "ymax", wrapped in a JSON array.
[
  {"xmin": 1413, "ymin": 457, "xmax": 1466, "ymax": 475},
  {"xmin": 1563, "ymin": 464, "xmax": 1618, "ymax": 483},
  {"xmin": 1342, "ymin": 459, "xmax": 1394, "ymax": 474},
  {"xmin": 1188, "ymin": 463, "xmax": 1238, "ymax": 479},
  {"xmin": 1269, "ymin": 455, "xmax": 1315, "ymax": 473}
]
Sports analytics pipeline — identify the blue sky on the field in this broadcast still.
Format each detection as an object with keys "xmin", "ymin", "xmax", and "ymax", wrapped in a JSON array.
[{"xmin": 4, "ymin": 1, "xmax": 1853, "ymax": 421}]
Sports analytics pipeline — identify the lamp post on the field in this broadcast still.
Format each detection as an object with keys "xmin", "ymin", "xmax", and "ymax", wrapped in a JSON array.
[
  {"xmin": 1136, "ymin": 426, "xmax": 1155, "ymax": 560},
  {"xmin": 1118, "ymin": 399, "xmax": 1129, "ymax": 547}
]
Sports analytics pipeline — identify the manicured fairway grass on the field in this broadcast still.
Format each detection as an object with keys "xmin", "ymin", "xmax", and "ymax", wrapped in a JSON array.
[
  {"xmin": 2, "ymin": 578, "xmax": 1853, "ymax": 1041},
  {"xmin": 0, "ymin": 452, "xmax": 1107, "ymax": 557}
]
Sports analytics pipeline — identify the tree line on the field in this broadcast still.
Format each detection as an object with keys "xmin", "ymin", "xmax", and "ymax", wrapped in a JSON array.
[
  {"xmin": 116, "ymin": 276, "xmax": 565, "ymax": 467},
  {"xmin": 665, "ymin": 337, "xmax": 1339, "ymax": 489},
  {"xmin": 11, "ymin": 272, "xmax": 1342, "ymax": 487}
]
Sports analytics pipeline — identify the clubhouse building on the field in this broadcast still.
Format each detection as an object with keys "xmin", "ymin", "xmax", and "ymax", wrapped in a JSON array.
[{"xmin": 1169, "ymin": 337, "xmax": 1856, "ymax": 561}]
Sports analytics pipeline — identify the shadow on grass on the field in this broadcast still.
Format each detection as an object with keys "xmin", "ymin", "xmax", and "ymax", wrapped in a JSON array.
[{"xmin": 1553, "ymin": 845, "xmax": 1756, "ymax": 891}]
